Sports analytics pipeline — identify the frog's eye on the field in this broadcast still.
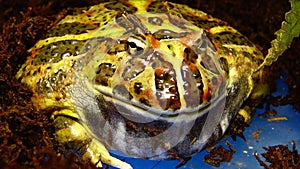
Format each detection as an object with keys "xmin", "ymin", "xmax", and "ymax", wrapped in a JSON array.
[{"xmin": 127, "ymin": 36, "xmax": 146, "ymax": 55}]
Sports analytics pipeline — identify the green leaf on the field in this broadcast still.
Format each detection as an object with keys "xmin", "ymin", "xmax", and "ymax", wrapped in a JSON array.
[{"xmin": 257, "ymin": 0, "xmax": 300, "ymax": 70}]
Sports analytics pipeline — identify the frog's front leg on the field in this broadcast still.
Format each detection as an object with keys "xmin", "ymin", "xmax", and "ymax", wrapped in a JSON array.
[{"xmin": 52, "ymin": 110, "xmax": 133, "ymax": 169}]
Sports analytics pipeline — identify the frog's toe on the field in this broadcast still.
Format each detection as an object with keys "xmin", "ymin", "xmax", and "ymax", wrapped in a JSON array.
[
  {"xmin": 85, "ymin": 137, "xmax": 132, "ymax": 169},
  {"xmin": 95, "ymin": 161, "xmax": 103, "ymax": 168},
  {"xmin": 95, "ymin": 158, "xmax": 133, "ymax": 169},
  {"xmin": 100, "ymin": 156, "xmax": 133, "ymax": 169}
]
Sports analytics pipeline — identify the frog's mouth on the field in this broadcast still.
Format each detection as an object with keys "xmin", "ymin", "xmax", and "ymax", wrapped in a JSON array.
[
  {"xmin": 73, "ymin": 77, "xmax": 227, "ymax": 160},
  {"xmin": 95, "ymin": 83, "xmax": 219, "ymax": 123}
]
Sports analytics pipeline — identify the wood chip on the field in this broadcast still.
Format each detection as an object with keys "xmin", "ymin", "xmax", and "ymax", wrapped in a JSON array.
[{"xmin": 267, "ymin": 117, "xmax": 288, "ymax": 122}]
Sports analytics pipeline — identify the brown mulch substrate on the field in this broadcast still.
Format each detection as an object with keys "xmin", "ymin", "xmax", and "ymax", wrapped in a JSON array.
[
  {"xmin": 254, "ymin": 141, "xmax": 300, "ymax": 169},
  {"xmin": 0, "ymin": 0, "xmax": 299, "ymax": 168},
  {"xmin": 204, "ymin": 141, "xmax": 235, "ymax": 167}
]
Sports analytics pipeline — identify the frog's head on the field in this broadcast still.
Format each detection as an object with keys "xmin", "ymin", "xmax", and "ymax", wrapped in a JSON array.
[{"xmin": 78, "ymin": 13, "xmax": 226, "ymax": 115}]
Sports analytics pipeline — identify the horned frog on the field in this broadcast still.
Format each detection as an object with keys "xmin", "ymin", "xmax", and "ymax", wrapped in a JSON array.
[{"xmin": 16, "ymin": 0, "xmax": 274, "ymax": 168}]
